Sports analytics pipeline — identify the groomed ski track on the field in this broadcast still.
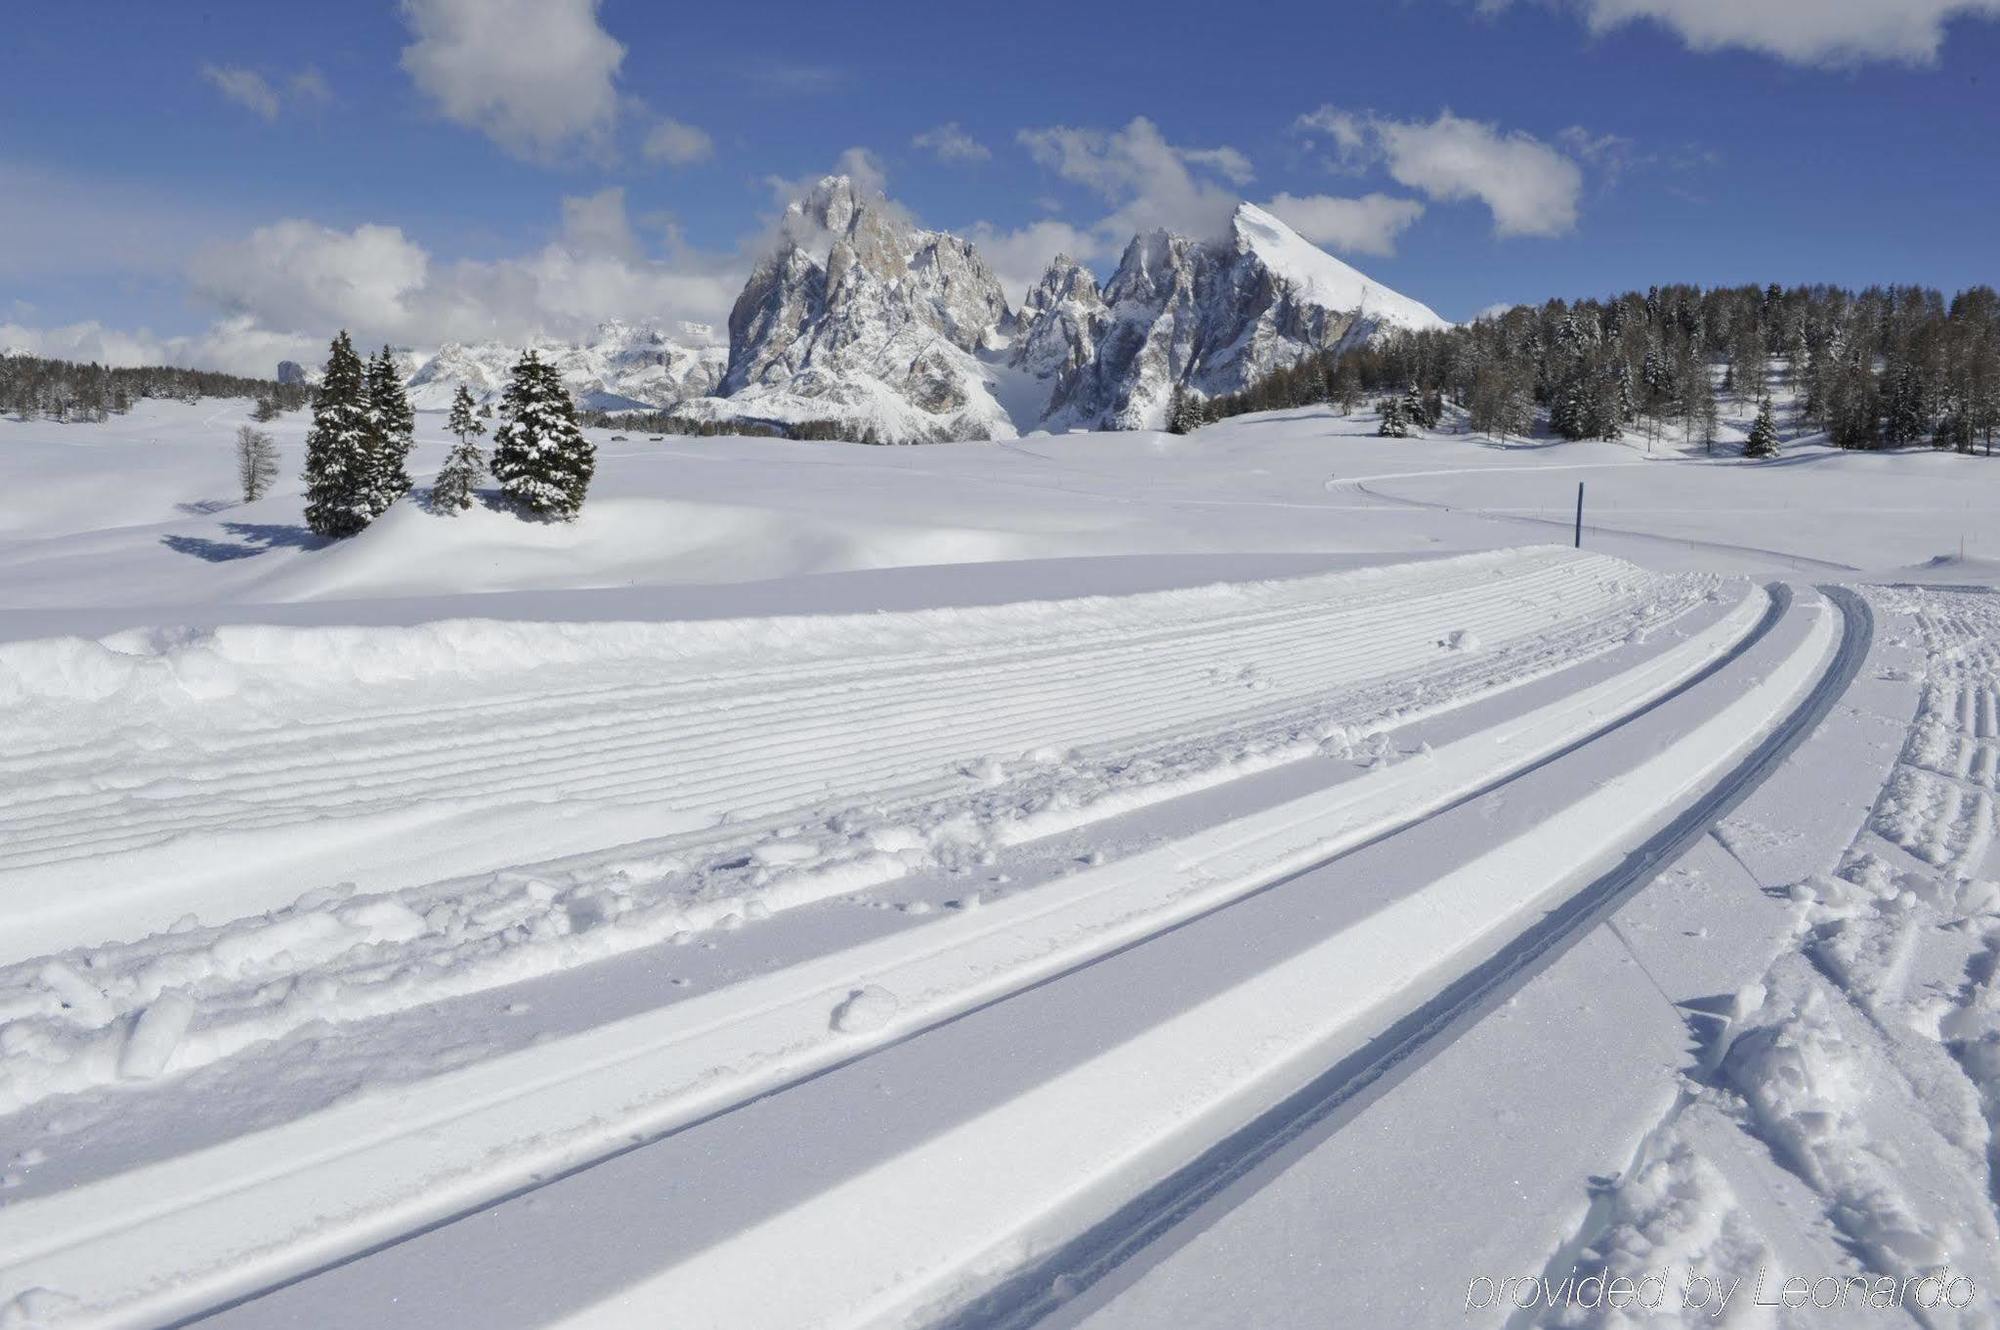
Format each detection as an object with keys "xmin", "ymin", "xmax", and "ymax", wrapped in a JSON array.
[{"xmin": 0, "ymin": 556, "xmax": 1860, "ymax": 1330}]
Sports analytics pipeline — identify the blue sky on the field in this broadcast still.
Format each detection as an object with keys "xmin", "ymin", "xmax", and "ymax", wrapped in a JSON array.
[{"xmin": 4, "ymin": 0, "xmax": 1998, "ymax": 373}]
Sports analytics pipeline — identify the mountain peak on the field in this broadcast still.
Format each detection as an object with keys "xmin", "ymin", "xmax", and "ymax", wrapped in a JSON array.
[{"xmin": 1228, "ymin": 202, "xmax": 1448, "ymax": 333}]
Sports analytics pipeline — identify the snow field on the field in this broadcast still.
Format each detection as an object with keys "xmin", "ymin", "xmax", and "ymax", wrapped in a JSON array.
[
  {"xmin": 2, "ymin": 547, "xmax": 1658, "ymax": 960},
  {"xmin": 296, "ymin": 579, "xmax": 1835, "ymax": 1330},
  {"xmin": 0, "ymin": 552, "xmax": 1707, "ymax": 1121},
  {"xmin": 0, "ymin": 575, "xmax": 1770, "ymax": 1329}
]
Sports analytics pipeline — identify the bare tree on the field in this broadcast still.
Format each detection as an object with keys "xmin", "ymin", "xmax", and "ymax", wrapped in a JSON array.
[{"xmin": 236, "ymin": 425, "xmax": 279, "ymax": 503}]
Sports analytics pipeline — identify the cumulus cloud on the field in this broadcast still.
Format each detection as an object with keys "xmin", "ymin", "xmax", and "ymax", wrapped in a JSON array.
[
  {"xmin": 965, "ymin": 218, "xmax": 1102, "ymax": 304},
  {"xmin": 1260, "ymin": 192, "xmax": 1427, "ymax": 256},
  {"xmin": 1018, "ymin": 116, "xmax": 1252, "ymax": 243},
  {"xmin": 167, "ymin": 189, "xmax": 743, "ymax": 373},
  {"xmin": 642, "ymin": 117, "xmax": 714, "ymax": 166},
  {"xmin": 189, "ymin": 221, "xmax": 432, "ymax": 335},
  {"xmin": 912, "ymin": 122, "xmax": 992, "ymax": 164},
  {"xmin": 399, "ymin": 0, "xmax": 625, "ymax": 161},
  {"xmin": 1295, "ymin": 106, "xmax": 1584, "ymax": 237},
  {"xmin": 1489, "ymin": 0, "xmax": 2000, "ymax": 64}
]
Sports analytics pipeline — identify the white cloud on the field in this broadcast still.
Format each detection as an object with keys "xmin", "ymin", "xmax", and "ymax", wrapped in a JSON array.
[
  {"xmin": 189, "ymin": 221, "xmax": 433, "ymax": 335},
  {"xmin": 965, "ymin": 219, "xmax": 1102, "ymax": 304},
  {"xmin": 0, "ymin": 316, "xmax": 321, "ymax": 377},
  {"xmin": 643, "ymin": 117, "xmax": 714, "ymax": 166},
  {"xmin": 1292, "ymin": 107, "xmax": 1373, "ymax": 171},
  {"xmin": 399, "ymin": 0, "xmax": 625, "ymax": 161},
  {"xmin": 912, "ymin": 122, "xmax": 992, "ymax": 164},
  {"xmin": 177, "ymin": 190, "xmax": 744, "ymax": 371},
  {"xmin": 764, "ymin": 147, "xmax": 890, "ymax": 213},
  {"xmin": 1018, "ymin": 116, "xmax": 1250, "ymax": 243},
  {"xmin": 201, "ymin": 65, "xmax": 281, "ymax": 120},
  {"xmin": 1260, "ymin": 192, "xmax": 1427, "ymax": 256},
  {"xmin": 201, "ymin": 64, "xmax": 332, "ymax": 120},
  {"xmin": 1295, "ymin": 106, "xmax": 1583, "ymax": 237},
  {"xmin": 1179, "ymin": 145, "xmax": 1255, "ymax": 186},
  {"xmin": 1506, "ymin": 0, "xmax": 2000, "ymax": 64}
]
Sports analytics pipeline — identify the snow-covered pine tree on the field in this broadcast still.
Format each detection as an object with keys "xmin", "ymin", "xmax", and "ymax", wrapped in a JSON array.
[
  {"xmin": 431, "ymin": 436, "xmax": 485, "ymax": 513},
  {"xmin": 448, "ymin": 383, "xmax": 484, "ymax": 447},
  {"xmin": 432, "ymin": 384, "xmax": 488, "ymax": 512},
  {"xmin": 302, "ymin": 331, "xmax": 374, "ymax": 538},
  {"xmin": 1376, "ymin": 394, "xmax": 1412, "ymax": 438},
  {"xmin": 1400, "ymin": 385, "xmax": 1428, "ymax": 432},
  {"xmin": 491, "ymin": 351, "xmax": 594, "ymax": 520},
  {"xmin": 364, "ymin": 347, "xmax": 414, "ymax": 516},
  {"xmin": 1744, "ymin": 397, "xmax": 1780, "ymax": 458}
]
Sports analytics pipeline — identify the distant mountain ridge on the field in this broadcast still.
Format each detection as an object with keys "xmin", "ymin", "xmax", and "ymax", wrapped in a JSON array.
[{"xmin": 317, "ymin": 179, "xmax": 1446, "ymax": 440}]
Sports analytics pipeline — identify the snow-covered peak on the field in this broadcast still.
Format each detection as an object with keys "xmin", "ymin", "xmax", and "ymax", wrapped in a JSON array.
[
  {"xmin": 1021, "ymin": 255, "xmax": 1104, "ymax": 317},
  {"xmin": 1229, "ymin": 203, "xmax": 1448, "ymax": 334},
  {"xmin": 403, "ymin": 321, "xmax": 725, "ymax": 413}
]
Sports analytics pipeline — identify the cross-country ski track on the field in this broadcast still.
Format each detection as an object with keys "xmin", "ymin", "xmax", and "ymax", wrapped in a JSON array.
[{"xmin": 0, "ymin": 545, "xmax": 1878, "ymax": 1330}]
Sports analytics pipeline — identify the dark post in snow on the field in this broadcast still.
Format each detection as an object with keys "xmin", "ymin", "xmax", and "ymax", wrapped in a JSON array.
[{"xmin": 1574, "ymin": 482, "xmax": 1584, "ymax": 549}]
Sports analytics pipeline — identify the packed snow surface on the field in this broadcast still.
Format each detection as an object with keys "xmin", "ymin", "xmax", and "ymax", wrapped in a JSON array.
[{"xmin": 2, "ymin": 388, "xmax": 1999, "ymax": 1327}]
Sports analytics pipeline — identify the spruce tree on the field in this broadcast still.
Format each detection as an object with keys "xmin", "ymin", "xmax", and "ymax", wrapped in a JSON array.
[
  {"xmin": 1744, "ymin": 398, "xmax": 1780, "ymax": 458},
  {"xmin": 430, "ymin": 384, "xmax": 488, "ymax": 513},
  {"xmin": 364, "ymin": 347, "xmax": 414, "ymax": 516},
  {"xmin": 302, "ymin": 331, "xmax": 374, "ymax": 538},
  {"xmin": 1377, "ymin": 394, "xmax": 1412, "ymax": 438},
  {"xmin": 491, "ymin": 351, "xmax": 594, "ymax": 520},
  {"xmin": 448, "ymin": 383, "xmax": 484, "ymax": 448}
]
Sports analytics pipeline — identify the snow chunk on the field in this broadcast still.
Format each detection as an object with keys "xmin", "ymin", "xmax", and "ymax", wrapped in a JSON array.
[
  {"xmin": 119, "ymin": 992, "xmax": 195, "ymax": 1081},
  {"xmin": 829, "ymin": 985, "xmax": 899, "ymax": 1034}
]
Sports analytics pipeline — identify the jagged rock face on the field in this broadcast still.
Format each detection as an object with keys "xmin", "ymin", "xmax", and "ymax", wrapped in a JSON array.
[
  {"xmin": 1039, "ymin": 205, "xmax": 1446, "ymax": 431},
  {"xmin": 1008, "ymin": 256, "xmax": 1106, "ymax": 383},
  {"xmin": 707, "ymin": 176, "xmax": 1016, "ymax": 442},
  {"xmin": 404, "ymin": 321, "xmax": 726, "ymax": 413},
  {"xmin": 275, "ymin": 360, "xmax": 307, "ymax": 386}
]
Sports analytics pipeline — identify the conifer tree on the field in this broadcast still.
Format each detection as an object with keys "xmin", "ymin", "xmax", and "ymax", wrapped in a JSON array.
[
  {"xmin": 1377, "ymin": 394, "xmax": 1412, "ymax": 438},
  {"xmin": 236, "ymin": 425, "xmax": 278, "ymax": 502},
  {"xmin": 1744, "ymin": 398, "xmax": 1780, "ymax": 458},
  {"xmin": 491, "ymin": 351, "xmax": 594, "ymax": 520},
  {"xmin": 429, "ymin": 385, "xmax": 489, "ymax": 513},
  {"xmin": 1401, "ymin": 385, "xmax": 1429, "ymax": 431},
  {"xmin": 302, "ymin": 331, "xmax": 374, "ymax": 537},
  {"xmin": 364, "ymin": 347, "xmax": 414, "ymax": 516},
  {"xmin": 448, "ymin": 383, "xmax": 484, "ymax": 448}
]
